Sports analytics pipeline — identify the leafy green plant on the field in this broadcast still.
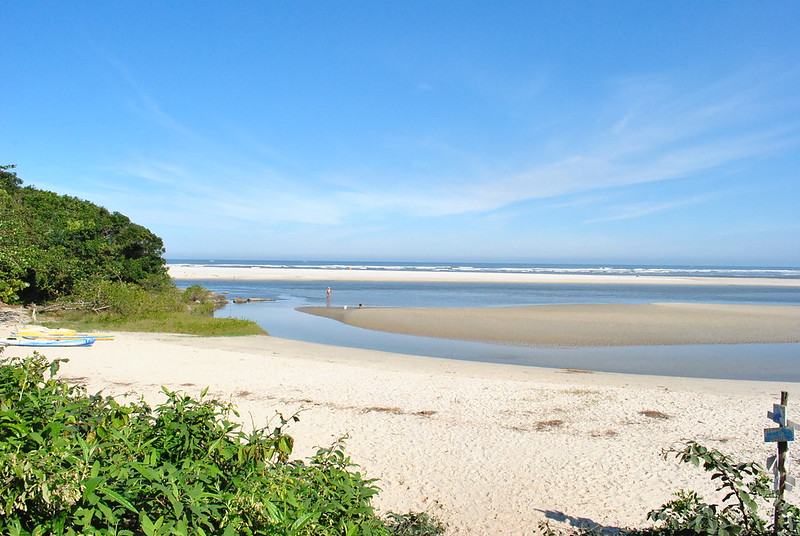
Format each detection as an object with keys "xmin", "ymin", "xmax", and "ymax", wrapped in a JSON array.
[
  {"xmin": 650, "ymin": 441, "xmax": 770, "ymax": 533},
  {"xmin": 0, "ymin": 353, "xmax": 389, "ymax": 535},
  {"xmin": 647, "ymin": 441, "xmax": 799, "ymax": 536},
  {"xmin": 385, "ymin": 511, "xmax": 447, "ymax": 535},
  {"xmin": 533, "ymin": 441, "xmax": 799, "ymax": 536}
]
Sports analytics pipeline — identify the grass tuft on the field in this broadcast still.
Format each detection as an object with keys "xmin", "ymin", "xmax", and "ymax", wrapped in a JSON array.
[{"xmin": 43, "ymin": 312, "xmax": 266, "ymax": 336}]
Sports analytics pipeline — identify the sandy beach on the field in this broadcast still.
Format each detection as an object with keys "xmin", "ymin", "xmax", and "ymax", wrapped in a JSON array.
[
  {"xmin": 2, "ymin": 303, "xmax": 799, "ymax": 534},
  {"xmin": 168, "ymin": 264, "xmax": 800, "ymax": 287},
  {"xmin": 3, "ymin": 265, "xmax": 800, "ymax": 535}
]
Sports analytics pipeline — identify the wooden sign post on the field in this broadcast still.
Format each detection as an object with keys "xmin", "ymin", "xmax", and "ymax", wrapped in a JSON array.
[{"xmin": 765, "ymin": 391, "xmax": 797, "ymax": 533}]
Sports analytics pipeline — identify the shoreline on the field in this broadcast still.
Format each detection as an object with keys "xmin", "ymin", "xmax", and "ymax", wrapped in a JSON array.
[
  {"xmin": 167, "ymin": 264, "xmax": 800, "ymax": 287},
  {"xmin": 299, "ymin": 303, "xmax": 800, "ymax": 347},
  {"xmin": 3, "ymin": 331, "xmax": 798, "ymax": 534}
]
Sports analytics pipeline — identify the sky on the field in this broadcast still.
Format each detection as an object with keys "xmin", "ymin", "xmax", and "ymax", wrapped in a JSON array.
[{"xmin": 2, "ymin": 2, "xmax": 799, "ymax": 266}]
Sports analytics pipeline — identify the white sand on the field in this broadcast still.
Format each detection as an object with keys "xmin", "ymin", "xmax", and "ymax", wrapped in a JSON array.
[
  {"xmin": 3, "ymin": 329, "xmax": 798, "ymax": 534},
  {"xmin": 167, "ymin": 264, "xmax": 800, "ymax": 287}
]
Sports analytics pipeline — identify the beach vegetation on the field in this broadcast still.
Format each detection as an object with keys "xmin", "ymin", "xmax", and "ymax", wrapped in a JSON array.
[
  {"xmin": 1, "ymin": 166, "xmax": 262, "ymax": 336},
  {"xmin": 50, "ymin": 310, "xmax": 265, "ymax": 337},
  {"xmin": 40, "ymin": 280, "xmax": 265, "ymax": 336},
  {"xmin": 0, "ymin": 166, "xmax": 169, "ymax": 304},
  {"xmin": 384, "ymin": 511, "xmax": 447, "ymax": 535},
  {"xmin": 0, "ymin": 353, "xmax": 403, "ymax": 535},
  {"xmin": 538, "ymin": 440, "xmax": 799, "ymax": 535},
  {"xmin": 644, "ymin": 441, "xmax": 799, "ymax": 535}
]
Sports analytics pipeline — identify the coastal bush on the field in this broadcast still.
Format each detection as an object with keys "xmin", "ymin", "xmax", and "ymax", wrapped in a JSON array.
[
  {"xmin": 38, "ymin": 279, "xmax": 266, "ymax": 336},
  {"xmin": 66, "ymin": 279, "xmax": 185, "ymax": 317},
  {"xmin": 180, "ymin": 285, "xmax": 217, "ymax": 316},
  {"xmin": 0, "ymin": 353, "xmax": 389, "ymax": 535},
  {"xmin": 0, "ymin": 166, "xmax": 169, "ymax": 304}
]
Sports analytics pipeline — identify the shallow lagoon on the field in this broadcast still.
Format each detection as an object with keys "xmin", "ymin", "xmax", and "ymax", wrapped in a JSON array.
[{"xmin": 175, "ymin": 279, "xmax": 800, "ymax": 381}]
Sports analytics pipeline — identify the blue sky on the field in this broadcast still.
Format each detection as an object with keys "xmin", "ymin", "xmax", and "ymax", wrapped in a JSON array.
[{"xmin": 2, "ymin": 2, "xmax": 799, "ymax": 265}]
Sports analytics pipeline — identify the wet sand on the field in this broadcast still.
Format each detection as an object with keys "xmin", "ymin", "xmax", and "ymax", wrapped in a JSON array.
[{"xmin": 299, "ymin": 303, "xmax": 800, "ymax": 346}]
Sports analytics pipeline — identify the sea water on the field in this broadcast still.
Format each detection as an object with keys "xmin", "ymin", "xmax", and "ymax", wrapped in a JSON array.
[{"xmin": 171, "ymin": 260, "xmax": 800, "ymax": 381}]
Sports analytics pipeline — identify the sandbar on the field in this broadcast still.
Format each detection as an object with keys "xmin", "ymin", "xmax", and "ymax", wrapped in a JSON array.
[
  {"xmin": 299, "ymin": 303, "xmax": 800, "ymax": 346},
  {"xmin": 167, "ymin": 264, "xmax": 800, "ymax": 287}
]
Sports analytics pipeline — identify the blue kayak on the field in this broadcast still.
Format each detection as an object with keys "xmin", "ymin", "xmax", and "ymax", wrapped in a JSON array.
[{"xmin": 0, "ymin": 337, "xmax": 95, "ymax": 347}]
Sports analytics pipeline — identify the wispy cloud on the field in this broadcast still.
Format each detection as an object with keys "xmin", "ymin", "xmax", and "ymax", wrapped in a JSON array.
[
  {"xmin": 586, "ymin": 194, "xmax": 714, "ymax": 223},
  {"xmin": 544, "ymin": 193, "xmax": 615, "ymax": 210},
  {"xmin": 341, "ymin": 67, "xmax": 800, "ymax": 218},
  {"xmin": 110, "ymin": 159, "xmax": 185, "ymax": 184},
  {"xmin": 100, "ymin": 64, "xmax": 800, "ymax": 230},
  {"xmin": 97, "ymin": 46, "xmax": 195, "ymax": 138}
]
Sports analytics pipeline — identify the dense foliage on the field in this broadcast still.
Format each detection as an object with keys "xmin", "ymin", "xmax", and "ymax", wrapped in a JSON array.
[
  {"xmin": 0, "ymin": 165, "xmax": 168, "ymax": 303},
  {"xmin": 0, "ymin": 354, "xmax": 390, "ymax": 536}
]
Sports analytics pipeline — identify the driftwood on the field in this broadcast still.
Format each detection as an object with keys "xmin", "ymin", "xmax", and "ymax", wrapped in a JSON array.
[{"xmin": 37, "ymin": 302, "xmax": 112, "ymax": 315}]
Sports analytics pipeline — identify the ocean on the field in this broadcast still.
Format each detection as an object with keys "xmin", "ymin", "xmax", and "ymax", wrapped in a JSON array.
[
  {"xmin": 170, "ymin": 259, "xmax": 800, "ymax": 280},
  {"xmin": 171, "ymin": 260, "xmax": 800, "ymax": 381}
]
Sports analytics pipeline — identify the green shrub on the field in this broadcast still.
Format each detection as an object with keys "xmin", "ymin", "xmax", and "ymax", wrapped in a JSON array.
[
  {"xmin": 182, "ymin": 284, "xmax": 211, "ymax": 303},
  {"xmin": 0, "ymin": 354, "xmax": 389, "ymax": 536},
  {"xmin": 385, "ymin": 511, "xmax": 447, "ymax": 535},
  {"xmin": 67, "ymin": 279, "xmax": 185, "ymax": 317}
]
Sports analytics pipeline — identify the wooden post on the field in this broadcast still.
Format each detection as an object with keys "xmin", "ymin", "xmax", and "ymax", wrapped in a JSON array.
[{"xmin": 774, "ymin": 390, "xmax": 789, "ymax": 534}]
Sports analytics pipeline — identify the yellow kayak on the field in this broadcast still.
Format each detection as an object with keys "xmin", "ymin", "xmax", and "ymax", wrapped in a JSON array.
[
  {"xmin": 18, "ymin": 333, "xmax": 115, "ymax": 341},
  {"xmin": 17, "ymin": 327, "xmax": 115, "ymax": 341}
]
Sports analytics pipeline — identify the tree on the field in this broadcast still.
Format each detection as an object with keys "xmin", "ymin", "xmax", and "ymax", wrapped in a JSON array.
[
  {"xmin": 0, "ymin": 166, "xmax": 169, "ymax": 303},
  {"xmin": 0, "ymin": 164, "xmax": 22, "ymax": 191}
]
